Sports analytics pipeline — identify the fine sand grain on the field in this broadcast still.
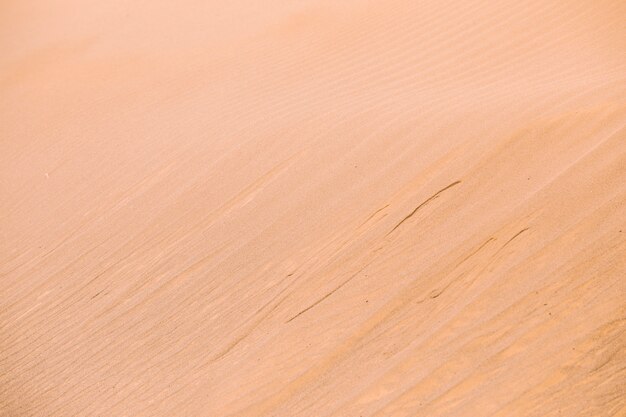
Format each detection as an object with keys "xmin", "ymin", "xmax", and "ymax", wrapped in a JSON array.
[{"xmin": 1, "ymin": 1, "xmax": 625, "ymax": 416}]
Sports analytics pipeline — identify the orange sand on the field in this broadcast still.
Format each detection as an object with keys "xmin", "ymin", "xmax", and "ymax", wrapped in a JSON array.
[{"xmin": 1, "ymin": 1, "xmax": 625, "ymax": 416}]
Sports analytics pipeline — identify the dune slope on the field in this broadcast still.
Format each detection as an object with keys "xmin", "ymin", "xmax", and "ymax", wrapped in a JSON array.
[{"xmin": 1, "ymin": 1, "xmax": 625, "ymax": 416}]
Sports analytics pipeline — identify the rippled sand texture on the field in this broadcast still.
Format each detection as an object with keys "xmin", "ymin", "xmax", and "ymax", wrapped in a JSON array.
[{"xmin": 2, "ymin": 1, "xmax": 625, "ymax": 416}]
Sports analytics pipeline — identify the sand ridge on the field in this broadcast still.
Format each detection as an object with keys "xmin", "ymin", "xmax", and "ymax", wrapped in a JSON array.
[{"xmin": 1, "ymin": 0, "xmax": 625, "ymax": 416}]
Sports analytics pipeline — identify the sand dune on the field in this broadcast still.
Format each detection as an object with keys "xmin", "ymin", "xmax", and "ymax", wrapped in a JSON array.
[{"xmin": 1, "ymin": 1, "xmax": 625, "ymax": 416}]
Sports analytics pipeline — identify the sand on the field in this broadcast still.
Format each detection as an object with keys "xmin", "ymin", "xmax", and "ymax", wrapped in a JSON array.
[{"xmin": 1, "ymin": 0, "xmax": 625, "ymax": 416}]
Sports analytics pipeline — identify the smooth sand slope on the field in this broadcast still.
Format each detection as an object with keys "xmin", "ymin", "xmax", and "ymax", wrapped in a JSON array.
[{"xmin": 1, "ymin": 1, "xmax": 625, "ymax": 416}]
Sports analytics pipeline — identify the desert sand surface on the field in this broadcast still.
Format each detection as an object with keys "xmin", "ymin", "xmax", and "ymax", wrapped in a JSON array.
[{"xmin": 1, "ymin": 1, "xmax": 626, "ymax": 416}]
